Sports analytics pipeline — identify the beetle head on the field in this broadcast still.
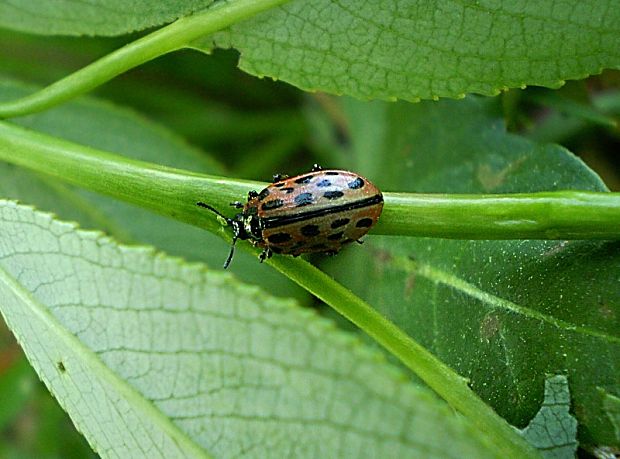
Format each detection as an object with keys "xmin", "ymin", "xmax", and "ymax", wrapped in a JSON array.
[{"xmin": 196, "ymin": 202, "xmax": 248, "ymax": 269}]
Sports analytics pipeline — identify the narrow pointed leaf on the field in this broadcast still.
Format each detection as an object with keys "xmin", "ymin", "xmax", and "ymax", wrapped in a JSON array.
[{"xmin": 0, "ymin": 200, "xmax": 502, "ymax": 458}]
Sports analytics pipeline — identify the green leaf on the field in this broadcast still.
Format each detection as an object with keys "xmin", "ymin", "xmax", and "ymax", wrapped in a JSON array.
[
  {"xmin": 208, "ymin": 0, "xmax": 620, "ymax": 101},
  {"xmin": 0, "ymin": 79, "xmax": 308, "ymax": 300},
  {"xmin": 0, "ymin": 200, "xmax": 503, "ymax": 458},
  {"xmin": 0, "ymin": 0, "xmax": 214, "ymax": 36},
  {"xmin": 3, "ymin": 1, "xmax": 619, "ymax": 103},
  {"xmin": 519, "ymin": 375, "xmax": 577, "ymax": 458},
  {"xmin": 321, "ymin": 96, "xmax": 619, "ymax": 447}
]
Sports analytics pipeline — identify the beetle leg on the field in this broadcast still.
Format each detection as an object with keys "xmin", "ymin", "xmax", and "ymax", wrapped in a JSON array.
[
  {"xmin": 259, "ymin": 248, "xmax": 273, "ymax": 263},
  {"xmin": 311, "ymin": 163, "xmax": 323, "ymax": 172},
  {"xmin": 229, "ymin": 201, "xmax": 244, "ymax": 209},
  {"xmin": 356, "ymin": 239, "xmax": 364, "ymax": 245},
  {"xmin": 272, "ymin": 173, "xmax": 289, "ymax": 182}
]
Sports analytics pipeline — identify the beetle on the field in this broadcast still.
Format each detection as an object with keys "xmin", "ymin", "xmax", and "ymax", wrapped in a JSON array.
[{"xmin": 197, "ymin": 165, "xmax": 384, "ymax": 268}]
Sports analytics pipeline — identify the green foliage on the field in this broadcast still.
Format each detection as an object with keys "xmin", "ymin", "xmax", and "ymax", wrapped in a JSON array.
[
  {"xmin": 320, "ymin": 96, "xmax": 619, "ymax": 445},
  {"xmin": 0, "ymin": 1, "xmax": 618, "ymax": 457},
  {"xmin": 211, "ymin": 0, "xmax": 620, "ymax": 101},
  {"xmin": 3, "ymin": 1, "xmax": 619, "ymax": 99},
  {"xmin": 0, "ymin": 200, "xmax": 500, "ymax": 458},
  {"xmin": 0, "ymin": 0, "xmax": 215, "ymax": 36}
]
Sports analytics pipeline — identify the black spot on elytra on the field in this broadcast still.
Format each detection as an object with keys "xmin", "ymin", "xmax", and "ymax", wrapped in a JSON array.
[
  {"xmin": 258, "ymin": 188, "xmax": 270, "ymax": 201},
  {"xmin": 347, "ymin": 177, "xmax": 364, "ymax": 189},
  {"xmin": 316, "ymin": 179, "xmax": 331, "ymax": 187},
  {"xmin": 331, "ymin": 218, "xmax": 350, "ymax": 229},
  {"xmin": 268, "ymin": 232, "xmax": 292, "ymax": 244},
  {"xmin": 261, "ymin": 199, "xmax": 284, "ymax": 211},
  {"xmin": 294, "ymin": 176, "xmax": 312, "ymax": 184},
  {"xmin": 274, "ymin": 182, "xmax": 285, "ymax": 187},
  {"xmin": 300, "ymin": 224, "xmax": 320, "ymax": 237},
  {"xmin": 295, "ymin": 192, "xmax": 314, "ymax": 206},
  {"xmin": 325, "ymin": 171, "xmax": 340, "ymax": 175},
  {"xmin": 324, "ymin": 190, "xmax": 344, "ymax": 200},
  {"xmin": 328, "ymin": 231, "xmax": 344, "ymax": 240},
  {"xmin": 356, "ymin": 217, "xmax": 373, "ymax": 228},
  {"xmin": 281, "ymin": 187, "xmax": 295, "ymax": 194}
]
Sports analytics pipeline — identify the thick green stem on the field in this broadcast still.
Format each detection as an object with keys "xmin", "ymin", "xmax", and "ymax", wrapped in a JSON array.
[
  {"xmin": 0, "ymin": 0, "xmax": 290, "ymax": 119},
  {"xmin": 381, "ymin": 192, "xmax": 620, "ymax": 239},
  {"xmin": 0, "ymin": 121, "xmax": 619, "ymax": 241}
]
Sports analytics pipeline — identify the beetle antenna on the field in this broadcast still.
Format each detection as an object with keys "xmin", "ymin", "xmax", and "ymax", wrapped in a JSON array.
[
  {"xmin": 196, "ymin": 202, "xmax": 231, "ymax": 222},
  {"xmin": 197, "ymin": 202, "xmax": 240, "ymax": 269},
  {"xmin": 223, "ymin": 236, "xmax": 238, "ymax": 269}
]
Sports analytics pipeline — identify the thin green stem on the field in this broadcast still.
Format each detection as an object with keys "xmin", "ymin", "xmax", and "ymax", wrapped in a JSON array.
[
  {"xmin": 0, "ymin": 0, "xmax": 291, "ymax": 119},
  {"xmin": 269, "ymin": 256, "xmax": 540, "ymax": 458}
]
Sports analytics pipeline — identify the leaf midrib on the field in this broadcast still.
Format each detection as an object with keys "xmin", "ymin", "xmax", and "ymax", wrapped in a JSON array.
[{"xmin": 392, "ymin": 254, "xmax": 620, "ymax": 344}]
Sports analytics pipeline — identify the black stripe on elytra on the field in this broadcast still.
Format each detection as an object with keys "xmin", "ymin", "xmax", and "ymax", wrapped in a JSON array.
[
  {"xmin": 261, "ymin": 199, "xmax": 284, "ymax": 211},
  {"xmin": 330, "ymin": 218, "xmax": 350, "ymax": 228},
  {"xmin": 262, "ymin": 194, "xmax": 382, "ymax": 229},
  {"xmin": 267, "ymin": 232, "xmax": 292, "ymax": 244},
  {"xmin": 328, "ymin": 231, "xmax": 344, "ymax": 240},
  {"xmin": 356, "ymin": 217, "xmax": 374, "ymax": 228},
  {"xmin": 323, "ymin": 190, "xmax": 344, "ymax": 200},
  {"xmin": 258, "ymin": 188, "xmax": 270, "ymax": 201},
  {"xmin": 300, "ymin": 224, "xmax": 320, "ymax": 237},
  {"xmin": 294, "ymin": 192, "xmax": 314, "ymax": 207},
  {"xmin": 294, "ymin": 176, "xmax": 312, "ymax": 184},
  {"xmin": 348, "ymin": 177, "xmax": 364, "ymax": 189}
]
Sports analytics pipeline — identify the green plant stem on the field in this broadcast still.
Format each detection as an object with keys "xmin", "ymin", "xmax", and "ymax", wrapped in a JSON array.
[
  {"xmin": 269, "ymin": 255, "xmax": 540, "ymax": 459},
  {"xmin": 0, "ymin": 121, "xmax": 255, "ymax": 235},
  {"xmin": 382, "ymin": 192, "xmax": 620, "ymax": 239},
  {"xmin": 1, "ymin": 121, "xmax": 619, "ymax": 241},
  {"xmin": 0, "ymin": 120, "xmax": 540, "ymax": 458},
  {"xmin": 0, "ymin": 0, "xmax": 291, "ymax": 119}
]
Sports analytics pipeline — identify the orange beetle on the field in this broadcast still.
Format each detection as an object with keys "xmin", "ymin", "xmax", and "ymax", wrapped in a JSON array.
[{"xmin": 198, "ymin": 165, "xmax": 383, "ymax": 268}]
